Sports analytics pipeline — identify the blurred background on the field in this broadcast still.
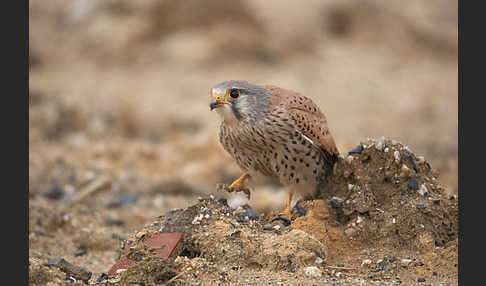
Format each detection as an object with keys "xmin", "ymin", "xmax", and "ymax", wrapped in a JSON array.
[{"xmin": 29, "ymin": 0, "xmax": 457, "ymax": 230}]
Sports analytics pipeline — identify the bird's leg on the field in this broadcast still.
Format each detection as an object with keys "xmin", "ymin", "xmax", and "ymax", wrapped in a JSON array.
[
  {"xmin": 283, "ymin": 192, "xmax": 293, "ymax": 219},
  {"xmin": 229, "ymin": 172, "xmax": 249, "ymax": 189}
]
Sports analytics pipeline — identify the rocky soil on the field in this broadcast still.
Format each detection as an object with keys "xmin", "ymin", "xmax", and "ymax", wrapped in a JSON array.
[{"xmin": 29, "ymin": 138, "xmax": 457, "ymax": 285}]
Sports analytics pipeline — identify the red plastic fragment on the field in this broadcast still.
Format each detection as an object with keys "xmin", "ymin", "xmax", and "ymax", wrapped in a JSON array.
[
  {"xmin": 107, "ymin": 255, "xmax": 135, "ymax": 277},
  {"xmin": 108, "ymin": 232, "xmax": 184, "ymax": 277},
  {"xmin": 144, "ymin": 232, "xmax": 184, "ymax": 258}
]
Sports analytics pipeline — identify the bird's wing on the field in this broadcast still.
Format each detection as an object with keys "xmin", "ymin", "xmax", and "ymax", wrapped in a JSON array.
[{"xmin": 265, "ymin": 85, "xmax": 339, "ymax": 165}]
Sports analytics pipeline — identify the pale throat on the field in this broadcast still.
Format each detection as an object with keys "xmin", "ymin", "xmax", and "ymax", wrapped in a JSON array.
[{"xmin": 215, "ymin": 104, "xmax": 239, "ymax": 125}]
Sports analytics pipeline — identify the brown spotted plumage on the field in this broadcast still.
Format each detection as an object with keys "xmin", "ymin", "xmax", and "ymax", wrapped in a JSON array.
[{"xmin": 210, "ymin": 80, "xmax": 339, "ymax": 217}]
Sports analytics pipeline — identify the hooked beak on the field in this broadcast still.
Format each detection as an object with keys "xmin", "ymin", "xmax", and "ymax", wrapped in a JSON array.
[{"xmin": 210, "ymin": 94, "xmax": 227, "ymax": 111}]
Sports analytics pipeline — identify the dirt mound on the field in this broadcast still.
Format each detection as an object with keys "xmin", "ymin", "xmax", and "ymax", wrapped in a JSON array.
[
  {"xmin": 102, "ymin": 137, "xmax": 457, "ymax": 284},
  {"xmin": 320, "ymin": 137, "xmax": 458, "ymax": 249}
]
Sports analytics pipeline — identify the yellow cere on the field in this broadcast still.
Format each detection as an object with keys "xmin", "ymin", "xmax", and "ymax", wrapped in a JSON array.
[{"xmin": 212, "ymin": 94, "xmax": 226, "ymax": 104}]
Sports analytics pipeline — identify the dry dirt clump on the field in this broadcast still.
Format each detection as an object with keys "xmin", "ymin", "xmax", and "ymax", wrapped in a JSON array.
[
  {"xmin": 118, "ymin": 256, "xmax": 178, "ymax": 285},
  {"xmin": 29, "ymin": 257, "xmax": 71, "ymax": 286},
  {"xmin": 114, "ymin": 198, "xmax": 327, "ymax": 279},
  {"xmin": 320, "ymin": 137, "xmax": 458, "ymax": 250},
  {"xmin": 103, "ymin": 137, "xmax": 457, "ymax": 285}
]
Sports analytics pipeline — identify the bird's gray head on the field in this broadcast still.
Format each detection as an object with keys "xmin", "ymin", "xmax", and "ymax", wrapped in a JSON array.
[{"xmin": 209, "ymin": 80, "xmax": 271, "ymax": 124}]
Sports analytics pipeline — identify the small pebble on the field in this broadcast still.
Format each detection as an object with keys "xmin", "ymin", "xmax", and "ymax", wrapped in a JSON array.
[
  {"xmin": 401, "ymin": 164, "xmax": 410, "ymax": 175},
  {"xmin": 304, "ymin": 266, "xmax": 322, "ymax": 278},
  {"xmin": 97, "ymin": 273, "xmax": 109, "ymax": 283},
  {"xmin": 104, "ymin": 218, "xmax": 125, "ymax": 227},
  {"xmin": 406, "ymin": 155, "xmax": 419, "ymax": 172},
  {"xmin": 360, "ymin": 154, "xmax": 371, "ymax": 162},
  {"xmin": 74, "ymin": 248, "xmax": 87, "ymax": 257},
  {"xmin": 403, "ymin": 146, "xmax": 413, "ymax": 153},
  {"xmin": 418, "ymin": 184, "xmax": 428, "ymax": 196},
  {"xmin": 394, "ymin": 151, "xmax": 401, "ymax": 161},
  {"xmin": 295, "ymin": 204, "xmax": 307, "ymax": 217},
  {"xmin": 344, "ymin": 228, "xmax": 358, "ymax": 237},
  {"xmin": 263, "ymin": 225, "xmax": 273, "ymax": 231},
  {"xmin": 236, "ymin": 206, "xmax": 259, "ymax": 221},
  {"xmin": 400, "ymin": 259, "xmax": 412, "ymax": 265},
  {"xmin": 135, "ymin": 230, "xmax": 147, "ymax": 239},
  {"xmin": 217, "ymin": 198, "xmax": 228, "ymax": 206},
  {"xmin": 361, "ymin": 259, "xmax": 372, "ymax": 267},
  {"xmin": 47, "ymin": 257, "xmax": 92, "ymax": 283},
  {"xmin": 271, "ymin": 216, "xmax": 291, "ymax": 226},
  {"xmin": 330, "ymin": 197, "xmax": 345, "ymax": 208},
  {"xmin": 348, "ymin": 145, "xmax": 364, "ymax": 154},
  {"xmin": 345, "ymin": 155, "xmax": 354, "ymax": 164},
  {"xmin": 408, "ymin": 177, "xmax": 419, "ymax": 190},
  {"xmin": 375, "ymin": 259, "xmax": 387, "ymax": 272},
  {"xmin": 47, "ymin": 257, "xmax": 65, "ymax": 265},
  {"xmin": 43, "ymin": 185, "xmax": 64, "ymax": 200},
  {"xmin": 375, "ymin": 137, "xmax": 386, "ymax": 151}
]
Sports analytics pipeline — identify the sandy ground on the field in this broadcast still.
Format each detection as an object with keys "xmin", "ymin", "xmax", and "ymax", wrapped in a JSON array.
[{"xmin": 29, "ymin": 1, "xmax": 457, "ymax": 285}]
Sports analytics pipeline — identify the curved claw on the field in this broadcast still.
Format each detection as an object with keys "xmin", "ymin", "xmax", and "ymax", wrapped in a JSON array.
[
  {"xmin": 217, "ymin": 173, "xmax": 251, "ymax": 199},
  {"xmin": 216, "ymin": 183, "xmax": 251, "ymax": 200},
  {"xmin": 228, "ymin": 185, "xmax": 251, "ymax": 200}
]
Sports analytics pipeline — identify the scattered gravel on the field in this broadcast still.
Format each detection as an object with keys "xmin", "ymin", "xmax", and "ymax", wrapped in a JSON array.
[{"xmin": 304, "ymin": 266, "xmax": 322, "ymax": 278}]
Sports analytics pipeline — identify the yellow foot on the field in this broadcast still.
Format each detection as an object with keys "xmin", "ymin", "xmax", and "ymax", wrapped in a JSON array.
[
  {"xmin": 216, "ymin": 173, "xmax": 251, "ymax": 199},
  {"xmin": 283, "ymin": 207, "xmax": 292, "ymax": 219},
  {"xmin": 229, "ymin": 173, "xmax": 249, "ymax": 189},
  {"xmin": 283, "ymin": 192, "xmax": 294, "ymax": 219}
]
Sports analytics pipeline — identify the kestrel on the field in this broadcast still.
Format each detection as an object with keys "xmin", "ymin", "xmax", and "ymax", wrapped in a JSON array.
[{"xmin": 210, "ymin": 80, "xmax": 339, "ymax": 218}]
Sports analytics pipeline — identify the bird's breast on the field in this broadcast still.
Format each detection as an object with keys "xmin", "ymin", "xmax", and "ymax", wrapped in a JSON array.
[{"xmin": 219, "ymin": 121, "xmax": 266, "ymax": 153}]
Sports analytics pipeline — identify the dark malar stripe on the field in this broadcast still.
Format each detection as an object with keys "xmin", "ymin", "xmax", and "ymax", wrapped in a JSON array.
[{"xmin": 231, "ymin": 103, "xmax": 242, "ymax": 120}]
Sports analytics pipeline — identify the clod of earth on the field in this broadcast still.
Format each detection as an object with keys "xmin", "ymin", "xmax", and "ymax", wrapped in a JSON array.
[
  {"xmin": 103, "ymin": 137, "xmax": 457, "ymax": 284},
  {"xmin": 46, "ymin": 257, "xmax": 92, "ymax": 283}
]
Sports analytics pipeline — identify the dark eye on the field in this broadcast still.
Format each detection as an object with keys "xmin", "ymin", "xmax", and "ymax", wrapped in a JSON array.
[{"xmin": 229, "ymin": 89, "xmax": 240, "ymax": 99}]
